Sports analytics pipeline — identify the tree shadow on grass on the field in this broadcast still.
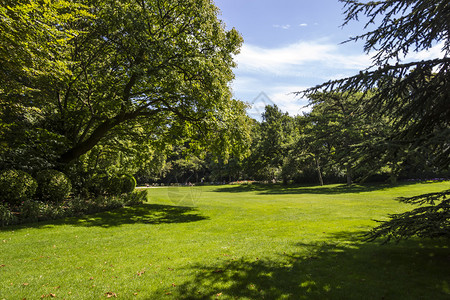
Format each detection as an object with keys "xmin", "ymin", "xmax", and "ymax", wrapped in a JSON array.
[
  {"xmin": 153, "ymin": 232, "xmax": 450, "ymax": 299},
  {"xmin": 65, "ymin": 204, "xmax": 209, "ymax": 228},
  {"xmin": 1, "ymin": 204, "xmax": 208, "ymax": 230},
  {"xmin": 213, "ymin": 182, "xmax": 417, "ymax": 195}
]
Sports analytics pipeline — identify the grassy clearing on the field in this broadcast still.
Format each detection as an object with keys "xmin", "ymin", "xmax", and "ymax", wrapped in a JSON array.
[{"xmin": 1, "ymin": 181, "xmax": 449, "ymax": 299}]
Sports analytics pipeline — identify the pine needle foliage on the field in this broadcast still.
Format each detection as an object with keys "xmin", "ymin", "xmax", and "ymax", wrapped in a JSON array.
[
  {"xmin": 299, "ymin": 0, "xmax": 450, "ymax": 242},
  {"xmin": 366, "ymin": 189, "xmax": 450, "ymax": 243}
]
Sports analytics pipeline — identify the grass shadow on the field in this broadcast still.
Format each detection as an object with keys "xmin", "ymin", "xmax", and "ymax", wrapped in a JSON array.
[
  {"xmin": 153, "ymin": 232, "xmax": 450, "ymax": 299},
  {"xmin": 212, "ymin": 182, "xmax": 417, "ymax": 195},
  {"xmin": 1, "ymin": 204, "xmax": 208, "ymax": 230},
  {"xmin": 66, "ymin": 204, "xmax": 209, "ymax": 228}
]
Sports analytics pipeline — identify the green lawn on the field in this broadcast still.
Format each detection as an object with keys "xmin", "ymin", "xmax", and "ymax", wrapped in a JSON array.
[{"xmin": 1, "ymin": 182, "xmax": 449, "ymax": 299}]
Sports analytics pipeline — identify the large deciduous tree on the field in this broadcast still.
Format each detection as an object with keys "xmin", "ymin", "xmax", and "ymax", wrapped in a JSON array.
[
  {"xmin": 300, "ymin": 0, "xmax": 450, "ymax": 241},
  {"xmin": 1, "ymin": 0, "xmax": 245, "ymax": 173}
]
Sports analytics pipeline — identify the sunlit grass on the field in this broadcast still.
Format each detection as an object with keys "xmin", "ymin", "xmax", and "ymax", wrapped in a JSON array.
[{"xmin": 1, "ymin": 181, "xmax": 449, "ymax": 299}]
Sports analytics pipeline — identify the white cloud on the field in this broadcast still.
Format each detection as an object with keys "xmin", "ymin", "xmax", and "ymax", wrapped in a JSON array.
[
  {"xmin": 268, "ymin": 86, "xmax": 311, "ymax": 116},
  {"xmin": 405, "ymin": 42, "xmax": 446, "ymax": 61},
  {"xmin": 231, "ymin": 79, "xmax": 311, "ymax": 118},
  {"xmin": 299, "ymin": 23, "xmax": 308, "ymax": 27},
  {"xmin": 235, "ymin": 40, "xmax": 446, "ymax": 80},
  {"xmin": 273, "ymin": 24, "xmax": 291, "ymax": 30},
  {"xmin": 235, "ymin": 40, "xmax": 372, "ymax": 77},
  {"xmin": 231, "ymin": 39, "xmax": 372, "ymax": 117},
  {"xmin": 231, "ymin": 40, "xmax": 446, "ymax": 119}
]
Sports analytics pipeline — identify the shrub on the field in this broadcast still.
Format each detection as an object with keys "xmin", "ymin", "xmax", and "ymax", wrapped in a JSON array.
[
  {"xmin": 121, "ymin": 174, "xmax": 136, "ymax": 194},
  {"xmin": 0, "ymin": 169, "xmax": 37, "ymax": 205},
  {"xmin": 123, "ymin": 190, "xmax": 147, "ymax": 206},
  {"xmin": 100, "ymin": 174, "xmax": 136, "ymax": 196},
  {"xmin": 89, "ymin": 173, "xmax": 109, "ymax": 196},
  {"xmin": 18, "ymin": 200, "xmax": 41, "ymax": 223},
  {"xmin": 0, "ymin": 203, "xmax": 17, "ymax": 226},
  {"xmin": 36, "ymin": 170, "xmax": 72, "ymax": 203},
  {"xmin": 105, "ymin": 175, "xmax": 123, "ymax": 196}
]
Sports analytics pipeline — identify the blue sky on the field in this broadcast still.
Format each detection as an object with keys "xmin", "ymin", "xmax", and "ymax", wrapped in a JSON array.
[{"xmin": 213, "ymin": 0, "xmax": 443, "ymax": 119}]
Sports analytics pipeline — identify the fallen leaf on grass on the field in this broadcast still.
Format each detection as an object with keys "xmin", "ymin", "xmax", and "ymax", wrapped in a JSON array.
[
  {"xmin": 172, "ymin": 283, "xmax": 176, "ymax": 287},
  {"xmin": 0, "ymin": 264, "xmax": 5, "ymax": 267},
  {"xmin": 105, "ymin": 291, "xmax": 117, "ymax": 298},
  {"xmin": 23, "ymin": 283, "xmax": 29, "ymax": 286}
]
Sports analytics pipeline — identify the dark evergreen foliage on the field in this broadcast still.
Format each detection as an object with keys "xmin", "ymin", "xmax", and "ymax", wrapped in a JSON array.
[
  {"xmin": 366, "ymin": 190, "xmax": 450, "ymax": 242},
  {"xmin": 300, "ymin": 0, "xmax": 450, "ymax": 241}
]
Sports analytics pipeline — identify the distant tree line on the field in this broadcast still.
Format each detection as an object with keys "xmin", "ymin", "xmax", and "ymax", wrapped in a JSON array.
[{"xmin": 135, "ymin": 95, "xmax": 448, "ymax": 186}]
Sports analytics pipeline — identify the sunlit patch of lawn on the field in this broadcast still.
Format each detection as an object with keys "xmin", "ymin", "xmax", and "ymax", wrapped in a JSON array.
[{"xmin": 1, "ymin": 181, "xmax": 449, "ymax": 299}]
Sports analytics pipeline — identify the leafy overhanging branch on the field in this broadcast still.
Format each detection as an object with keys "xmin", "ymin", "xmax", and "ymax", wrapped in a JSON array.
[
  {"xmin": 340, "ymin": 0, "xmax": 450, "ymax": 64},
  {"xmin": 366, "ymin": 189, "xmax": 450, "ymax": 243}
]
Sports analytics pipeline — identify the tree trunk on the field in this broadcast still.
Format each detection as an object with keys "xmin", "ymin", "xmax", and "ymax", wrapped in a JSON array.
[
  {"xmin": 389, "ymin": 162, "xmax": 398, "ymax": 184},
  {"xmin": 346, "ymin": 165, "xmax": 352, "ymax": 185},
  {"xmin": 59, "ymin": 119, "xmax": 116, "ymax": 164},
  {"xmin": 58, "ymin": 111, "xmax": 142, "ymax": 164},
  {"xmin": 315, "ymin": 157, "xmax": 324, "ymax": 186}
]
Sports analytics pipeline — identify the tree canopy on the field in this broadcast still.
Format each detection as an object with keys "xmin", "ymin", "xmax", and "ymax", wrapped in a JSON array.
[{"xmin": 0, "ymin": 0, "xmax": 246, "ymax": 174}]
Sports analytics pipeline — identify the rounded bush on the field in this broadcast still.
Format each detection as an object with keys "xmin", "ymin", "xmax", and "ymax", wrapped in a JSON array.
[
  {"xmin": 36, "ymin": 169, "xmax": 72, "ymax": 203},
  {"xmin": 0, "ymin": 169, "xmax": 37, "ymax": 205},
  {"xmin": 105, "ymin": 175, "xmax": 123, "ymax": 196},
  {"xmin": 89, "ymin": 173, "xmax": 109, "ymax": 196},
  {"xmin": 121, "ymin": 174, "xmax": 136, "ymax": 194}
]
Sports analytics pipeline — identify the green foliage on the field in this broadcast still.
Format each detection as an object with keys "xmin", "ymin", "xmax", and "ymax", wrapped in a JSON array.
[
  {"xmin": 86, "ymin": 173, "xmax": 108, "ymax": 196},
  {"xmin": 104, "ymin": 175, "xmax": 123, "ymax": 196},
  {"xmin": 1, "ymin": 0, "xmax": 250, "ymax": 194},
  {"xmin": 0, "ymin": 191, "xmax": 145, "ymax": 226},
  {"xmin": 36, "ymin": 169, "xmax": 72, "ymax": 203},
  {"xmin": 122, "ymin": 189, "xmax": 147, "ymax": 206},
  {"xmin": 0, "ymin": 0, "xmax": 93, "ymax": 97},
  {"xmin": 300, "ymin": 0, "xmax": 450, "ymax": 240},
  {"xmin": 0, "ymin": 169, "xmax": 37, "ymax": 205},
  {"xmin": 301, "ymin": 0, "xmax": 449, "ymax": 168},
  {"xmin": 367, "ymin": 189, "xmax": 450, "ymax": 243},
  {"xmin": 0, "ymin": 203, "xmax": 17, "ymax": 226},
  {"xmin": 89, "ymin": 173, "xmax": 136, "ymax": 196},
  {"xmin": 18, "ymin": 199, "xmax": 41, "ymax": 223},
  {"xmin": 120, "ymin": 174, "xmax": 137, "ymax": 194},
  {"xmin": 244, "ymin": 105, "xmax": 295, "ymax": 181}
]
